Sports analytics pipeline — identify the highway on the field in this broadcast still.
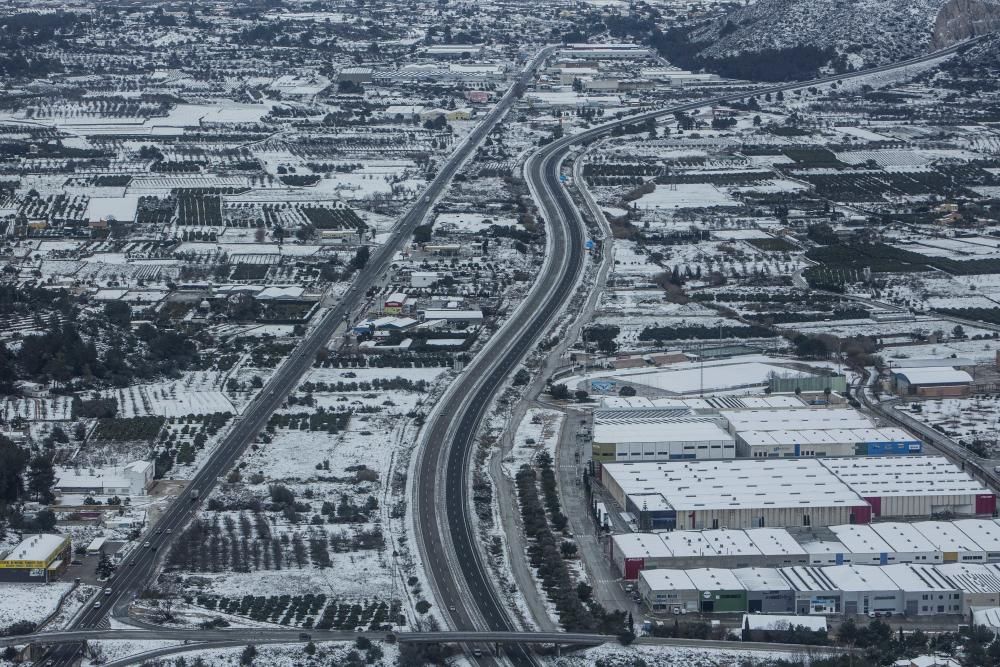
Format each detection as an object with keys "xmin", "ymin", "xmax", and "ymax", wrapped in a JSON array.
[
  {"xmin": 35, "ymin": 46, "xmax": 554, "ymax": 667},
  {"xmin": 412, "ymin": 36, "xmax": 982, "ymax": 667},
  {"xmin": 32, "ymin": 37, "xmax": 981, "ymax": 667}
]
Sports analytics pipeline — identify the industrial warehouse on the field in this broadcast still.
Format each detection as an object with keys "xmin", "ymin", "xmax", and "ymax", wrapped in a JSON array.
[
  {"xmin": 638, "ymin": 562, "xmax": 972, "ymax": 617},
  {"xmin": 600, "ymin": 456, "xmax": 993, "ymax": 531},
  {"xmin": 589, "ymin": 398, "xmax": 924, "ymax": 464},
  {"xmin": 611, "ymin": 518, "xmax": 1000, "ymax": 579}
]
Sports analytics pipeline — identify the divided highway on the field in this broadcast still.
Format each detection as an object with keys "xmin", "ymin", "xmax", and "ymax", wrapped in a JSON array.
[
  {"xmin": 33, "ymin": 38, "xmax": 981, "ymax": 667},
  {"xmin": 36, "ymin": 47, "xmax": 553, "ymax": 667},
  {"xmin": 412, "ymin": 37, "xmax": 982, "ymax": 667}
]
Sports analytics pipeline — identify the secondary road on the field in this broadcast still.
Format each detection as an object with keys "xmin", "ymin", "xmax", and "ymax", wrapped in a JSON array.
[
  {"xmin": 7, "ymin": 628, "xmax": 608, "ymax": 648},
  {"xmin": 412, "ymin": 36, "xmax": 983, "ymax": 667},
  {"xmin": 36, "ymin": 46, "xmax": 554, "ymax": 667}
]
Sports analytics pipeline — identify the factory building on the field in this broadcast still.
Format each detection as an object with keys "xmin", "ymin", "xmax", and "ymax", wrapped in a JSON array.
[
  {"xmin": 636, "ymin": 569, "xmax": 699, "ymax": 613},
  {"xmin": 736, "ymin": 427, "xmax": 921, "ymax": 459},
  {"xmin": 601, "ymin": 458, "xmax": 871, "ymax": 531},
  {"xmin": 935, "ymin": 563, "xmax": 1000, "ymax": 613},
  {"xmin": 611, "ymin": 519, "xmax": 1000, "ymax": 580},
  {"xmin": 821, "ymin": 457, "xmax": 995, "ymax": 518},
  {"xmin": 830, "ymin": 523, "xmax": 943, "ymax": 566},
  {"xmin": 590, "ymin": 410, "xmax": 736, "ymax": 465},
  {"xmin": 882, "ymin": 564, "xmax": 964, "ymax": 616},
  {"xmin": 0, "ymin": 534, "xmax": 71, "ymax": 583},
  {"xmin": 600, "ymin": 456, "xmax": 994, "ymax": 532},
  {"xmin": 638, "ymin": 563, "xmax": 964, "ymax": 616},
  {"xmin": 733, "ymin": 567, "xmax": 796, "ymax": 614},
  {"xmin": 611, "ymin": 528, "xmax": 809, "ymax": 578},
  {"xmin": 781, "ymin": 566, "xmax": 841, "ymax": 614},
  {"xmin": 719, "ymin": 408, "xmax": 875, "ymax": 436},
  {"xmin": 592, "ymin": 399, "xmax": 921, "ymax": 461}
]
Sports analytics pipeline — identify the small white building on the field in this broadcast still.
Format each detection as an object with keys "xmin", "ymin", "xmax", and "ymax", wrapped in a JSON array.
[
  {"xmin": 410, "ymin": 271, "xmax": 441, "ymax": 288},
  {"xmin": 55, "ymin": 459, "xmax": 153, "ymax": 498}
]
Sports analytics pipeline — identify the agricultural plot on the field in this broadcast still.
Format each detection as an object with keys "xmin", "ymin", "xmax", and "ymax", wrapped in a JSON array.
[
  {"xmin": 103, "ymin": 372, "xmax": 235, "ymax": 418},
  {"xmin": 0, "ymin": 395, "xmax": 73, "ymax": 421},
  {"xmin": 165, "ymin": 362, "xmax": 449, "ymax": 615},
  {"xmin": 190, "ymin": 593, "xmax": 399, "ymax": 630},
  {"xmin": 798, "ymin": 169, "xmax": 978, "ymax": 202},
  {"xmin": 903, "ymin": 395, "xmax": 1000, "ymax": 442}
]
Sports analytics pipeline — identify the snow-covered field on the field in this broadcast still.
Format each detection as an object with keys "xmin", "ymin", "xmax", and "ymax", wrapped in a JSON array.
[
  {"xmin": 902, "ymin": 395, "xmax": 1000, "ymax": 441},
  {"xmin": 103, "ymin": 371, "xmax": 235, "ymax": 418},
  {"xmin": 561, "ymin": 642, "xmax": 813, "ymax": 667},
  {"xmin": 0, "ymin": 582, "xmax": 74, "ymax": 629},
  {"xmin": 107, "ymin": 640, "xmax": 398, "ymax": 667},
  {"xmin": 633, "ymin": 183, "xmax": 738, "ymax": 210}
]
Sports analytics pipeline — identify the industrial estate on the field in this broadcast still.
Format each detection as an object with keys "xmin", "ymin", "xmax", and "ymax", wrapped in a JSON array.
[{"xmin": 3, "ymin": 1, "xmax": 1000, "ymax": 666}]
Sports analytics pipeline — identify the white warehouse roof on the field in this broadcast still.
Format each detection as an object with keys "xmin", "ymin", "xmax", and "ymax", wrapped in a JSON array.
[
  {"xmin": 593, "ymin": 418, "xmax": 734, "ymax": 446},
  {"xmin": 868, "ymin": 522, "xmax": 940, "ymax": 553},
  {"xmin": 733, "ymin": 568, "xmax": 793, "ymax": 592},
  {"xmin": 829, "ymin": 525, "xmax": 894, "ymax": 555},
  {"xmin": 638, "ymin": 568, "xmax": 695, "ymax": 591},
  {"xmin": 821, "ymin": 564, "xmax": 899, "ymax": 592},
  {"xmin": 953, "ymin": 519, "xmax": 1000, "ymax": 551},
  {"xmin": 721, "ymin": 408, "xmax": 874, "ymax": 432},
  {"xmin": 822, "ymin": 456, "xmax": 988, "ymax": 498},
  {"xmin": 685, "ymin": 567, "xmax": 744, "ymax": 591},
  {"xmin": 604, "ymin": 459, "xmax": 867, "ymax": 511}
]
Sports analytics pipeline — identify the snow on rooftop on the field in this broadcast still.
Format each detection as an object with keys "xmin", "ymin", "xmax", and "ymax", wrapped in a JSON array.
[
  {"xmin": 953, "ymin": 519, "xmax": 1000, "ymax": 551},
  {"xmin": 938, "ymin": 563, "xmax": 1000, "ymax": 593},
  {"xmin": 744, "ymin": 528, "xmax": 807, "ymax": 556},
  {"xmin": 604, "ymin": 458, "xmax": 867, "ymax": 511},
  {"xmin": 829, "ymin": 524, "xmax": 895, "ymax": 554},
  {"xmin": 638, "ymin": 568, "xmax": 695, "ymax": 591},
  {"xmin": 732, "ymin": 568, "xmax": 792, "ymax": 592},
  {"xmin": 822, "ymin": 456, "xmax": 988, "ymax": 497},
  {"xmin": 685, "ymin": 567, "xmax": 744, "ymax": 591},
  {"xmin": 883, "ymin": 563, "xmax": 958, "ymax": 592},
  {"xmin": 612, "ymin": 533, "xmax": 672, "ymax": 559},
  {"xmin": 593, "ymin": 418, "xmax": 734, "ymax": 445},
  {"xmin": 912, "ymin": 520, "xmax": 988, "ymax": 551},
  {"xmin": 868, "ymin": 522, "xmax": 940, "ymax": 553},
  {"xmin": 721, "ymin": 408, "xmax": 874, "ymax": 432},
  {"xmin": 659, "ymin": 531, "xmax": 721, "ymax": 558},
  {"xmin": 821, "ymin": 564, "xmax": 899, "ymax": 592},
  {"xmin": 3, "ymin": 534, "xmax": 67, "ymax": 563},
  {"xmin": 891, "ymin": 366, "xmax": 973, "ymax": 385}
]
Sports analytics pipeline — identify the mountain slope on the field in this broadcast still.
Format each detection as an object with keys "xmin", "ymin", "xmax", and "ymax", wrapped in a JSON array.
[{"xmin": 689, "ymin": 0, "xmax": 949, "ymax": 70}]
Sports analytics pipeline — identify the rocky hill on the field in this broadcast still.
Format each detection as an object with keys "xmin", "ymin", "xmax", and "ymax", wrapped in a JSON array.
[
  {"xmin": 659, "ymin": 0, "xmax": 1000, "ymax": 80},
  {"xmin": 933, "ymin": 0, "xmax": 1000, "ymax": 46}
]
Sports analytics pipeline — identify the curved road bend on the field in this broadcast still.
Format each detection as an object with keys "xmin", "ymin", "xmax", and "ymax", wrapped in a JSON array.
[
  {"xmin": 413, "ymin": 37, "xmax": 981, "ymax": 667},
  {"xmin": 37, "ymin": 46, "xmax": 554, "ymax": 667}
]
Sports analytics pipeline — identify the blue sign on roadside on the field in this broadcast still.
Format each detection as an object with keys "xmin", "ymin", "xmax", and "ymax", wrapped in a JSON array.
[{"xmin": 591, "ymin": 380, "xmax": 616, "ymax": 394}]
